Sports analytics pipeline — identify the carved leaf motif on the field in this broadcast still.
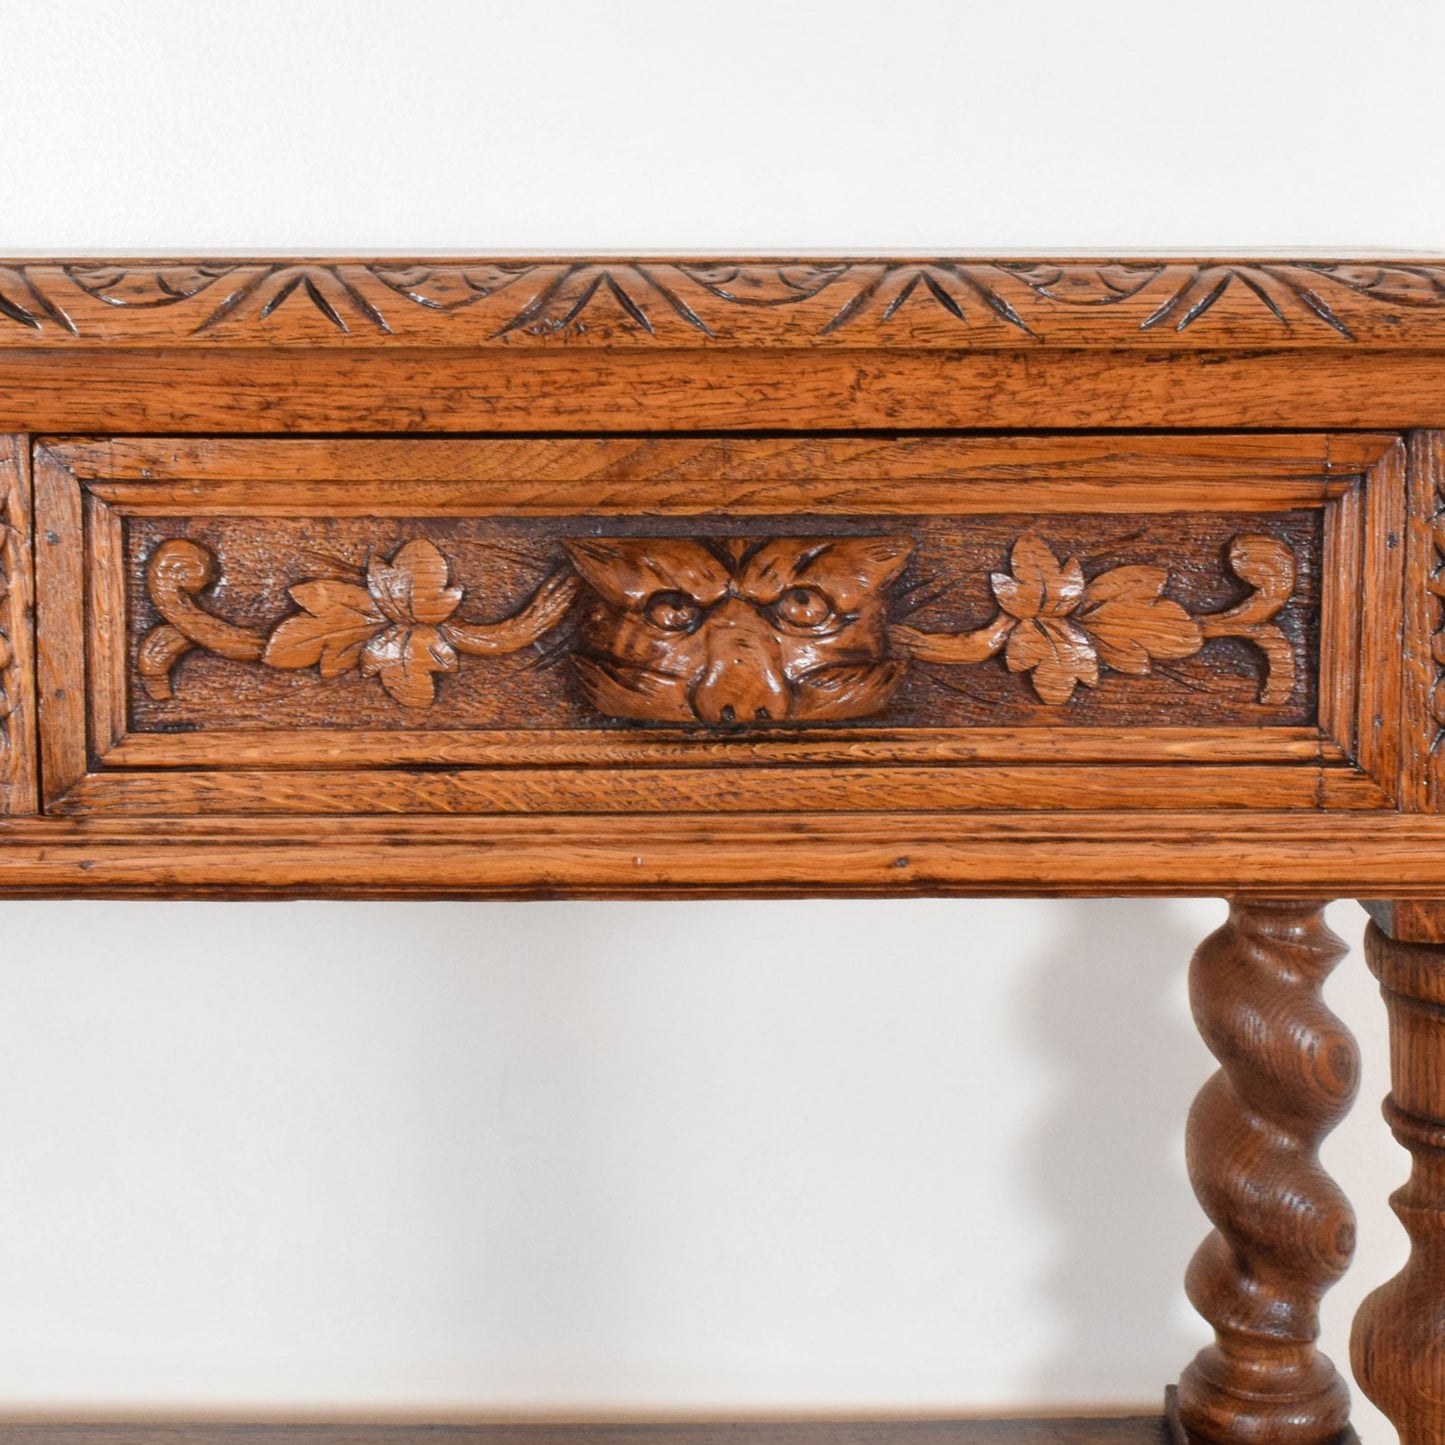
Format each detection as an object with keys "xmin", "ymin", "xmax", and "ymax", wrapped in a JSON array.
[
  {"xmin": 1303, "ymin": 263, "xmax": 1445, "ymax": 307},
  {"xmin": 144, "ymin": 533, "xmax": 577, "ymax": 708},
  {"xmin": 677, "ymin": 264, "xmax": 850, "ymax": 306},
  {"xmin": 6, "ymin": 259, "xmax": 1445, "ymax": 345},
  {"xmin": 367, "ymin": 539, "xmax": 463, "ymax": 626},
  {"xmin": 370, "ymin": 264, "xmax": 536, "ymax": 311},
  {"xmin": 359, "ymin": 625, "xmax": 458, "ymax": 710},
  {"xmin": 980, "ymin": 536, "xmax": 1207, "ymax": 703},
  {"xmin": 263, "ymin": 581, "xmax": 382, "ymax": 678},
  {"xmin": 1004, "ymin": 614, "xmax": 1099, "ymax": 705},
  {"xmin": 996, "ymin": 262, "xmax": 1164, "ymax": 305},
  {"xmin": 1074, "ymin": 565, "xmax": 1203, "ymax": 674},
  {"xmin": 262, "ymin": 539, "xmax": 465, "ymax": 707},
  {"xmin": 991, "ymin": 534, "xmax": 1085, "ymax": 620},
  {"xmin": 989, "ymin": 535, "xmax": 1097, "ymax": 703},
  {"xmin": 65, "ymin": 264, "xmax": 234, "ymax": 307}
]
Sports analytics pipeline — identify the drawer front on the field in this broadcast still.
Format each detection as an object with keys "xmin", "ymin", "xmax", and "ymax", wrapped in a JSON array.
[{"xmin": 32, "ymin": 433, "xmax": 1403, "ymax": 816}]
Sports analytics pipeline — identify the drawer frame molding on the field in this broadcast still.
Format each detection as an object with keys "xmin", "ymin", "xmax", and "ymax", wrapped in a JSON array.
[{"xmin": 28, "ymin": 431, "xmax": 1399, "ymax": 819}]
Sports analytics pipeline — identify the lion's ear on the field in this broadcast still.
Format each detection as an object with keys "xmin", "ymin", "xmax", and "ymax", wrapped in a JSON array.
[
  {"xmin": 818, "ymin": 536, "xmax": 915, "ymax": 594},
  {"xmin": 563, "ymin": 538, "xmax": 731, "ymax": 609},
  {"xmin": 739, "ymin": 535, "xmax": 913, "ymax": 610}
]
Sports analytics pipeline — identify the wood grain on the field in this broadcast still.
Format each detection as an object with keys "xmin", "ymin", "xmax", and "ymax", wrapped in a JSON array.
[
  {"xmin": 0, "ymin": 434, "xmax": 36, "ymax": 813},
  {"xmin": 1402, "ymin": 432, "xmax": 1445, "ymax": 811},
  {"xmin": 95, "ymin": 724, "xmax": 1345, "ymax": 769},
  {"xmin": 45, "ymin": 433, "xmax": 1391, "ymax": 493},
  {"xmin": 10, "ymin": 351, "xmax": 1445, "ymax": 437},
  {"xmin": 44, "ymin": 763, "xmax": 1394, "ymax": 820},
  {"xmin": 5, "ymin": 811, "xmax": 1445, "ymax": 897},
  {"xmin": 32, "ymin": 430, "xmax": 1408, "ymax": 824},
  {"xmin": 31, "ymin": 442, "xmax": 86, "ymax": 805}
]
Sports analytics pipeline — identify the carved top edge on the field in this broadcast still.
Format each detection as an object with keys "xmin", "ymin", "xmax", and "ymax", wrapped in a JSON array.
[{"xmin": 4, "ymin": 257, "xmax": 1445, "ymax": 348}]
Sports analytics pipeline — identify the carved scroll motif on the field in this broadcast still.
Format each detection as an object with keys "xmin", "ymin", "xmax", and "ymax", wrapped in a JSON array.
[
  {"xmin": 140, "ymin": 538, "xmax": 578, "ymax": 708},
  {"xmin": 5, "ymin": 260, "xmax": 1445, "ymax": 344},
  {"xmin": 140, "ymin": 529, "xmax": 1299, "ymax": 721},
  {"xmin": 893, "ymin": 532, "xmax": 1296, "ymax": 707}
]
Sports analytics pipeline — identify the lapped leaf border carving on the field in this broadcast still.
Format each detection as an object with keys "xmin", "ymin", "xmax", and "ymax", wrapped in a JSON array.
[{"xmin": 1, "ymin": 259, "xmax": 1444, "ymax": 346}]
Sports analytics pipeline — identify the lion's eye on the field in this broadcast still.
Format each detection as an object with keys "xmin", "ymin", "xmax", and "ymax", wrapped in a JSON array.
[
  {"xmin": 775, "ymin": 587, "xmax": 833, "ymax": 628},
  {"xmin": 644, "ymin": 591, "xmax": 703, "ymax": 631}
]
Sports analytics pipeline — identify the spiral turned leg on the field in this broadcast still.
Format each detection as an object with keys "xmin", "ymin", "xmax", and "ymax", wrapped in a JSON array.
[
  {"xmin": 1351, "ymin": 918, "xmax": 1445, "ymax": 1445},
  {"xmin": 1176, "ymin": 900, "xmax": 1360, "ymax": 1445}
]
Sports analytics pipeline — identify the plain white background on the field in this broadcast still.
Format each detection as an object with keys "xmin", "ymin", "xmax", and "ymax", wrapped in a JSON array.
[{"xmin": 0, "ymin": 1, "xmax": 1439, "ymax": 1438}]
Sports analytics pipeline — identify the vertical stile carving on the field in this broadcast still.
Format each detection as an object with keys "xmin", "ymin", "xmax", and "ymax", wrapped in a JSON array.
[
  {"xmin": 1352, "ymin": 921, "xmax": 1445, "ymax": 1445},
  {"xmin": 1178, "ymin": 901, "xmax": 1359, "ymax": 1445},
  {"xmin": 1408, "ymin": 431, "xmax": 1445, "ymax": 811},
  {"xmin": 0, "ymin": 434, "xmax": 36, "ymax": 814}
]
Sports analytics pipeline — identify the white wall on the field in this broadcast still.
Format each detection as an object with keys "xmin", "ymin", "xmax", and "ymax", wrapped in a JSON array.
[{"xmin": 0, "ymin": 1, "xmax": 1437, "ymax": 1437}]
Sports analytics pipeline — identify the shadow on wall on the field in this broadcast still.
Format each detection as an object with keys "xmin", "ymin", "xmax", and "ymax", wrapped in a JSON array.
[
  {"xmin": 0, "ymin": 893, "xmax": 1222, "ymax": 1410},
  {"xmin": 1020, "ymin": 896, "xmax": 1215, "ymax": 1404}
]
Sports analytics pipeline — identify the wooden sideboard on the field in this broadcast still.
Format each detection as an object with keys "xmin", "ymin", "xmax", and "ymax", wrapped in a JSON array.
[{"xmin": 2, "ymin": 256, "xmax": 1444, "ymax": 1445}]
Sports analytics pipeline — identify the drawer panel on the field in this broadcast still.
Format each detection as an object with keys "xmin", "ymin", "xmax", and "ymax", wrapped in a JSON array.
[{"xmin": 32, "ymin": 433, "xmax": 1404, "ymax": 816}]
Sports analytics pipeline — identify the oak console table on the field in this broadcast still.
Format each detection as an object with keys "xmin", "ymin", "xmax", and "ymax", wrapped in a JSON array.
[{"xmin": 2, "ymin": 256, "xmax": 1444, "ymax": 1445}]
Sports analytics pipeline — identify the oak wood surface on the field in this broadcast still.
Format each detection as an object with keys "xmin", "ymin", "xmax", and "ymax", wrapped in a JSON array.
[
  {"xmin": 0, "ymin": 434, "xmax": 35, "ymax": 813},
  {"xmin": 1177, "ymin": 904, "xmax": 1358, "ymax": 1445},
  {"xmin": 6, "ymin": 811, "xmax": 1445, "ymax": 897},
  {"xmin": 0, "ymin": 257, "xmax": 1433, "ymax": 890},
  {"xmin": 1352, "ymin": 923, "xmax": 1445, "ymax": 1444},
  {"xmin": 9, "ymin": 350, "xmax": 1445, "ymax": 438}
]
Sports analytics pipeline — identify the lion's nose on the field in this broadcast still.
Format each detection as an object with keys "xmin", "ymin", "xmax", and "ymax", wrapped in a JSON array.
[{"xmin": 691, "ymin": 609, "xmax": 788, "ymax": 724}]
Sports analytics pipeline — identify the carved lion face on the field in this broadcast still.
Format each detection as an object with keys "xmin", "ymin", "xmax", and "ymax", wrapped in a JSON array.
[{"xmin": 562, "ymin": 535, "xmax": 913, "ymax": 725}]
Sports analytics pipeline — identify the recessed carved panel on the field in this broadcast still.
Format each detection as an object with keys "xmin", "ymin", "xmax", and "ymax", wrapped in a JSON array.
[{"xmin": 126, "ymin": 512, "xmax": 1319, "ymax": 733}]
